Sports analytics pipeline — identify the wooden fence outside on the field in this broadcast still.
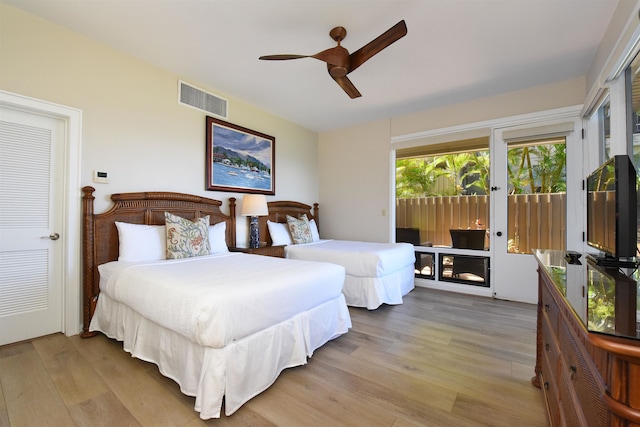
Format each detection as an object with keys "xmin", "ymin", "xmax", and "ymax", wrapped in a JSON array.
[{"xmin": 396, "ymin": 193, "xmax": 566, "ymax": 253}]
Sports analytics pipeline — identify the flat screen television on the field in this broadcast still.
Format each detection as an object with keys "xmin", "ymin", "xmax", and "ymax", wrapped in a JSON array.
[{"xmin": 586, "ymin": 154, "xmax": 638, "ymax": 267}]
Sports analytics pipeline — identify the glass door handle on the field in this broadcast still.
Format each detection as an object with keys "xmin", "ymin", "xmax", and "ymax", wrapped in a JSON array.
[{"xmin": 496, "ymin": 231, "xmax": 503, "ymax": 236}]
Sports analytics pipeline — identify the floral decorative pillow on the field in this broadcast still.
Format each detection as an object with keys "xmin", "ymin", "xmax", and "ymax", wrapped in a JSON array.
[
  {"xmin": 165, "ymin": 212, "xmax": 211, "ymax": 259},
  {"xmin": 286, "ymin": 214, "xmax": 313, "ymax": 244}
]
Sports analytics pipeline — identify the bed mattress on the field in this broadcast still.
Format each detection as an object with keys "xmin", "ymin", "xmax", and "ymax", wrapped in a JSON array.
[
  {"xmin": 284, "ymin": 239, "xmax": 415, "ymax": 277},
  {"xmin": 97, "ymin": 252, "xmax": 346, "ymax": 348}
]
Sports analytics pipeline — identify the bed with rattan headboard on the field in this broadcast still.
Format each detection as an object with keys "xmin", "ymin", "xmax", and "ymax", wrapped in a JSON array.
[
  {"xmin": 79, "ymin": 187, "xmax": 350, "ymax": 419},
  {"xmin": 259, "ymin": 200, "xmax": 416, "ymax": 310},
  {"xmin": 81, "ymin": 186, "xmax": 237, "ymax": 337},
  {"xmin": 256, "ymin": 200, "xmax": 319, "ymax": 246}
]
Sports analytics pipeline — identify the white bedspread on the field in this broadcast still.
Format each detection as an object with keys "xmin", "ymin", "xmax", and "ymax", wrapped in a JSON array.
[
  {"xmin": 284, "ymin": 239, "xmax": 415, "ymax": 277},
  {"xmin": 98, "ymin": 253, "xmax": 346, "ymax": 348}
]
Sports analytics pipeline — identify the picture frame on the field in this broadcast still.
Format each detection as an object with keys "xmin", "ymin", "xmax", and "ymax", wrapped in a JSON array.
[{"xmin": 206, "ymin": 116, "xmax": 275, "ymax": 195}]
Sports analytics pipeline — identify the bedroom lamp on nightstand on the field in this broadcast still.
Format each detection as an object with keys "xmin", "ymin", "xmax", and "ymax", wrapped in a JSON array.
[{"xmin": 241, "ymin": 194, "xmax": 269, "ymax": 248}]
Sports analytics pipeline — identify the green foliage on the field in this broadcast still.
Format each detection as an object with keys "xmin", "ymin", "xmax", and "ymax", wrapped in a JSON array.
[
  {"xmin": 396, "ymin": 141, "xmax": 566, "ymax": 198},
  {"xmin": 507, "ymin": 143, "xmax": 566, "ymax": 194},
  {"xmin": 587, "ymin": 277, "xmax": 616, "ymax": 332},
  {"xmin": 396, "ymin": 158, "xmax": 446, "ymax": 198},
  {"xmin": 396, "ymin": 151, "xmax": 490, "ymax": 198},
  {"xmin": 463, "ymin": 151, "xmax": 490, "ymax": 194}
]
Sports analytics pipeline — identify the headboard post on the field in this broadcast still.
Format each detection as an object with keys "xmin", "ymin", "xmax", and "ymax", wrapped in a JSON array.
[
  {"xmin": 81, "ymin": 186, "xmax": 98, "ymax": 338},
  {"xmin": 313, "ymin": 203, "xmax": 319, "ymax": 231},
  {"xmin": 229, "ymin": 197, "xmax": 236, "ymax": 247}
]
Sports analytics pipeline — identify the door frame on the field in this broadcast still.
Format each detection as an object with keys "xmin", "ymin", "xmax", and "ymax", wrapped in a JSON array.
[{"xmin": 0, "ymin": 90, "xmax": 82, "ymax": 336}]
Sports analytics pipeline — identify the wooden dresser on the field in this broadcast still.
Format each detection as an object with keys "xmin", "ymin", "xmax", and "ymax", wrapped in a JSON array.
[{"xmin": 533, "ymin": 250, "xmax": 640, "ymax": 426}]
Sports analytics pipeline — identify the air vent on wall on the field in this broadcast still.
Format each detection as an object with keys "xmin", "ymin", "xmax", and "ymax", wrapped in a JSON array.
[{"xmin": 178, "ymin": 80, "xmax": 228, "ymax": 119}]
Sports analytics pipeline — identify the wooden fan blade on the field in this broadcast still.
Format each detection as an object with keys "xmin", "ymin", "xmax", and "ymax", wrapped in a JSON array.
[
  {"xmin": 260, "ymin": 46, "xmax": 348, "ymax": 67},
  {"xmin": 311, "ymin": 46, "xmax": 350, "ymax": 67},
  {"xmin": 348, "ymin": 20, "xmax": 407, "ymax": 73},
  {"xmin": 331, "ymin": 74, "xmax": 362, "ymax": 98},
  {"xmin": 259, "ymin": 54, "xmax": 309, "ymax": 60}
]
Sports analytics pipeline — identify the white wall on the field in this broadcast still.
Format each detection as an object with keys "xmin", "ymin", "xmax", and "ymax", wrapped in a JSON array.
[{"xmin": 0, "ymin": 3, "xmax": 319, "ymax": 247}]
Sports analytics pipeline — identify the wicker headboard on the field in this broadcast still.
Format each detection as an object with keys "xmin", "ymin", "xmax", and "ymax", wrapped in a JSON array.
[
  {"xmin": 257, "ymin": 200, "xmax": 319, "ymax": 246},
  {"xmin": 81, "ymin": 186, "xmax": 236, "ymax": 337}
]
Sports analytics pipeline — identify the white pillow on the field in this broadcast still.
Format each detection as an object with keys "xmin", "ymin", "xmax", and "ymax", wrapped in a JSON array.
[
  {"xmin": 309, "ymin": 219, "xmax": 320, "ymax": 242},
  {"xmin": 115, "ymin": 222, "xmax": 166, "ymax": 262},
  {"xmin": 267, "ymin": 220, "xmax": 292, "ymax": 245},
  {"xmin": 209, "ymin": 222, "xmax": 229, "ymax": 254}
]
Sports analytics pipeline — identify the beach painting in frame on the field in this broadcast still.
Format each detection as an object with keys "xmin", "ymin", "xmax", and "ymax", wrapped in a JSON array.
[{"xmin": 206, "ymin": 116, "xmax": 275, "ymax": 195}]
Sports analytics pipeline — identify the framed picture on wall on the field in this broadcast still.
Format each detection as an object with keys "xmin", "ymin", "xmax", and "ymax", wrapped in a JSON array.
[{"xmin": 205, "ymin": 116, "xmax": 275, "ymax": 195}]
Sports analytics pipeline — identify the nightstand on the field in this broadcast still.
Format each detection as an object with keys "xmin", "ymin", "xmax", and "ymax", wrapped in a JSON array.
[{"xmin": 229, "ymin": 245, "xmax": 286, "ymax": 258}]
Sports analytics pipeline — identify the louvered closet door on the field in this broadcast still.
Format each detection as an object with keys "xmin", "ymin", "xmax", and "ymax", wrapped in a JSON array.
[{"xmin": 0, "ymin": 107, "xmax": 64, "ymax": 345}]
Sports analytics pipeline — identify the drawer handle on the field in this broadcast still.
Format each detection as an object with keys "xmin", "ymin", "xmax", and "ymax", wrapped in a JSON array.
[
  {"xmin": 544, "ymin": 382, "xmax": 549, "ymax": 391},
  {"xmin": 544, "ymin": 304, "xmax": 549, "ymax": 312},
  {"xmin": 570, "ymin": 365, "xmax": 577, "ymax": 380},
  {"xmin": 545, "ymin": 343, "xmax": 550, "ymax": 352}
]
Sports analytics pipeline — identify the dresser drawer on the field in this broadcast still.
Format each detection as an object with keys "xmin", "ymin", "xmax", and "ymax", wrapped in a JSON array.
[
  {"xmin": 541, "ymin": 280, "xmax": 560, "ymax": 331},
  {"xmin": 542, "ymin": 315, "xmax": 561, "ymax": 382},
  {"xmin": 540, "ymin": 369, "xmax": 561, "ymax": 426},
  {"xmin": 559, "ymin": 321, "xmax": 607, "ymax": 426},
  {"xmin": 558, "ymin": 359, "xmax": 588, "ymax": 427}
]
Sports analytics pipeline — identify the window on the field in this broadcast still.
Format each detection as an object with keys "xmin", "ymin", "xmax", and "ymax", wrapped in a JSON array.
[
  {"xmin": 396, "ymin": 137, "xmax": 490, "ymax": 248},
  {"xmin": 505, "ymin": 137, "xmax": 567, "ymax": 253},
  {"xmin": 624, "ymin": 51, "xmax": 640, "ymax": 254},
  {"xmin": 601, "ymin": 100, "xmax": 611, "ymax": 160},
  {"xmin": 626, "ymin": 51, "xmax": 640, "ymax": 167}
]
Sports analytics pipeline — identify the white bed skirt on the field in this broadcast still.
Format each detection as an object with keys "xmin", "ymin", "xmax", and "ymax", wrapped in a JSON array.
[
  {"xmin": 90, "ymin": 292, "xmax": 351, "ymax": 419},
  {"xmin": 342, "ymin": 263, "xmax": 415, "ymax": 309}
]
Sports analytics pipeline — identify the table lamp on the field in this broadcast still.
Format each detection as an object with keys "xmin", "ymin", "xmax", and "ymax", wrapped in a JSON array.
[{"xmin": 241, "ymin": 194, "xmax": 268, "ymax": 248}]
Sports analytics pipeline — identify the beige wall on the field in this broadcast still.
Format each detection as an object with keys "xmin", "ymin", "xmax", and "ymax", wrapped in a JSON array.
[
  {"xmin": 3, "ymin": 2, "xmax": 637, "ymax": 247},
  {"xmin": 319, "ymin": 119, "xmax": 392, "ymax": 241},
  {"xmin": 0, "ymin": 4, "xmax": 319, "ymax": 247},
  {"xmin": 319, "ymin": 77, "xmax": 586, "ymax": 242}
]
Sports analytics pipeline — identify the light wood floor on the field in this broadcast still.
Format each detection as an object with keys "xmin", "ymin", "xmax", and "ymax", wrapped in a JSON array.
[{"xmin": 0, "ymin": 287, "xmax": 548, "ymax": 426}]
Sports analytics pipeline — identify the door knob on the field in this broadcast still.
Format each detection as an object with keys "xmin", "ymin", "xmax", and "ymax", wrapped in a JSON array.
[
  {"xmin": 496, "ymin": 231, "xmax": 503, "ymax": 237},
  {"xmin": 41, "ymin": 233, "xmax": 60, "ymax": 240}
]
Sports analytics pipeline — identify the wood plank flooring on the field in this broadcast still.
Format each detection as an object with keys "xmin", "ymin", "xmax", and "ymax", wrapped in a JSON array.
[{"xmin": 0, "ymin": 287, "xmax": 548, "ymax": 426}]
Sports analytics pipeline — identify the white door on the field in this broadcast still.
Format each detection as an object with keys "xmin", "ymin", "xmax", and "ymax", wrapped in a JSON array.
[
  {"xmin": 491, "ymin": 119, "xmax": 580, "ymax": 303},
  {"xmin": 0, "ymin": 106, "xmax": 65, "ymax": 345}
]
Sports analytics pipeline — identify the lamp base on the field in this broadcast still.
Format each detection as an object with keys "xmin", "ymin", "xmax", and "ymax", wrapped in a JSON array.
[{"xmin": 249, "ymin": 216, "xmax": 260, "ymax": 249}]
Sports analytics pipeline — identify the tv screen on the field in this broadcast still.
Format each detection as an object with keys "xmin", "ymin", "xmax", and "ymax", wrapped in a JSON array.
[{"xmin": 586, "ymin": 154, "xmax": 637, "ymax": 260}]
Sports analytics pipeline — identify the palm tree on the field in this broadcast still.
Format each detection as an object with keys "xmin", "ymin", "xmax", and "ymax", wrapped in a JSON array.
[
  {"xmin": 507, "ymin": 143, "xmax": 566, "ymax": 194},
  {"xmin": 507, "ymin": 146, "xmax": 535, "ymax": 194},
  {"xmin": 434, "ymin": 153, "xmax": 476, "ymax": 195},
  {"xmin": 531, "ymin": 143, "xmax": 566, "ymax": 193},
  {"xmin": 462, "ymin": 151, "xmax": 490, "ymax": 194},
  {"xmin": 396, "ymin": 158, "xmax": 445, "ymax": 197}
]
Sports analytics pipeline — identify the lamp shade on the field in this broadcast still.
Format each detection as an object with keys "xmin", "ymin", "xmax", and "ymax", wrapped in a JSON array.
[{"xmin": 241, "ymin": 194, "xmax": 268, "ymax": 216}]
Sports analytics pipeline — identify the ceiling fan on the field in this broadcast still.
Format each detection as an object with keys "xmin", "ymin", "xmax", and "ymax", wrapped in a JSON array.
[{"xmin": 259, "ymin": 20, "xmax": 407, "ymax": 99}]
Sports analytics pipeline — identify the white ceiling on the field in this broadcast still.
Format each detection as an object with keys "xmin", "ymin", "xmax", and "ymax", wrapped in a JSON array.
[{"xmin": 5, "ymin": 0, "xmax": 618, "ymax": 132}]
